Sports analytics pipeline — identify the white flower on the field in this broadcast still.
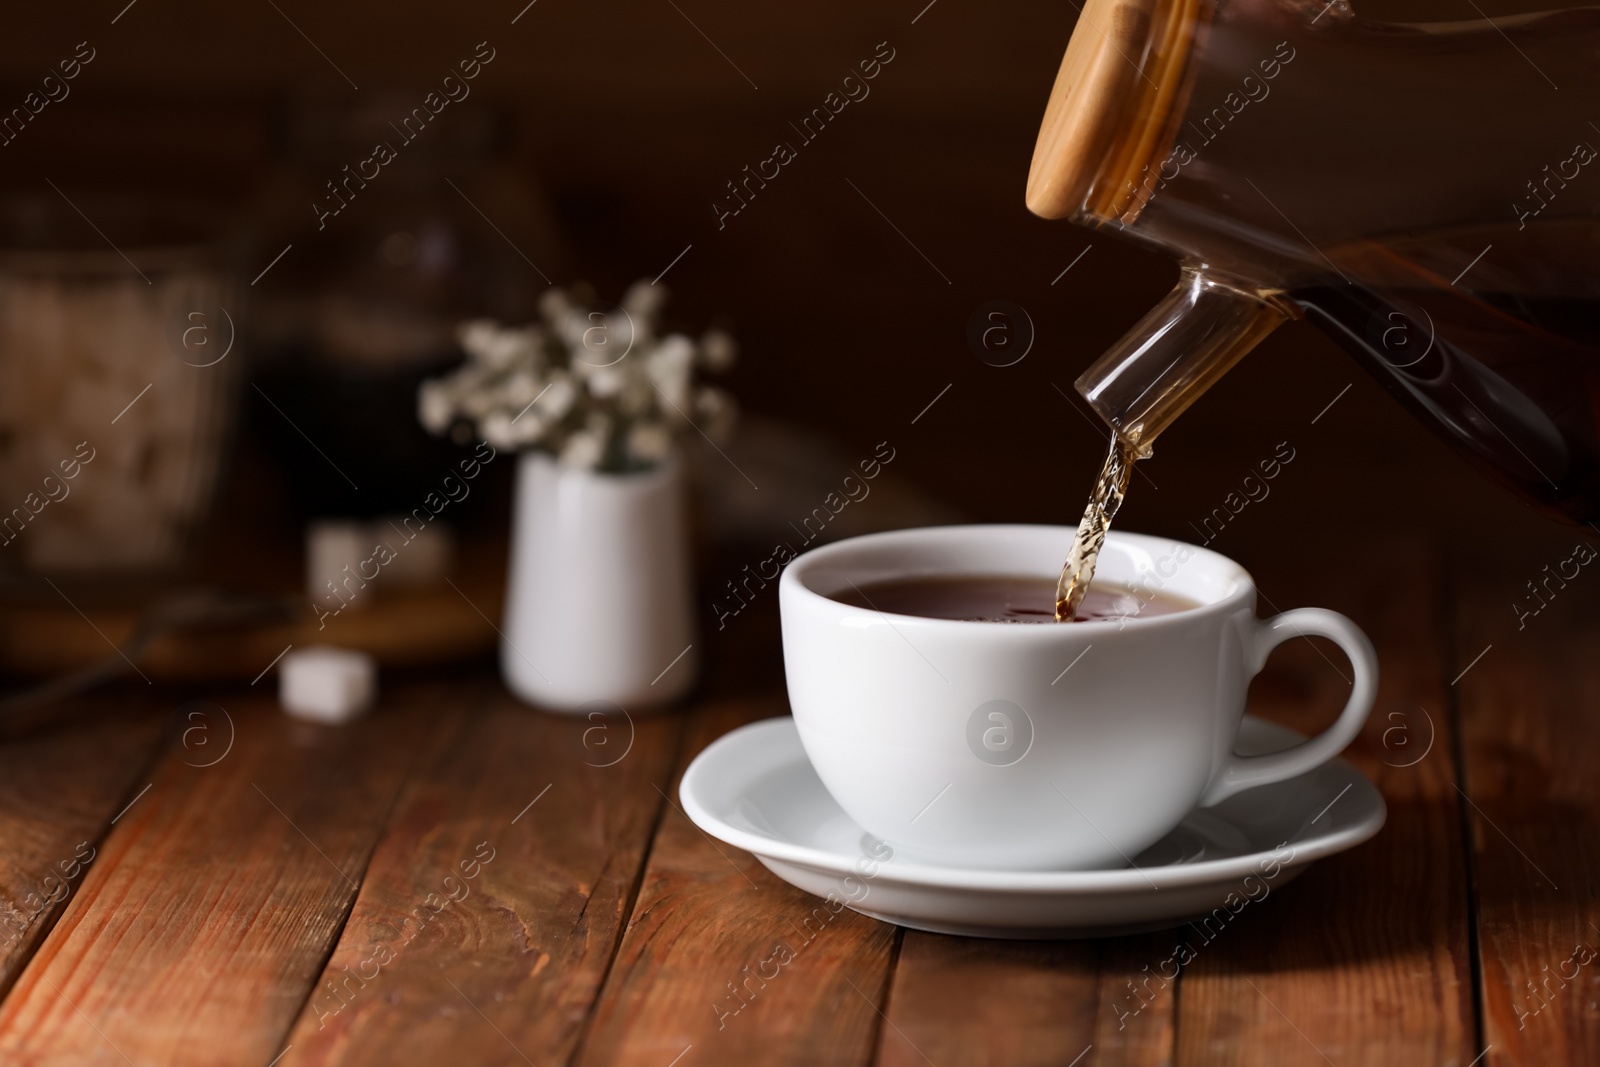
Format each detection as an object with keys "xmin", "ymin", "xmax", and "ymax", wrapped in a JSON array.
[
  {"xmin": 508, "ymin": 409, "xmax": 546, "ymax": 445},
  {"xmin": 481, "ymin": 411, "xmax": 519, "ymax": 451},
  {"xmin": 622, "ymin": 280, "xmax": 666, "ymax": 322},
  {"xmin": 456, "ymin": 319, "xmax": 500, "ymax": 360},
  {"xmin": 695, "ymin": 386, "xmax": 737, "ymax": 443},
  {"xmin": 417, "ymin": 379, "xmax": 456, "ymax": 434},
  {"xmin": 560, "ymin": 430, "xmax": 604, "ymax": 470},
  {"xmin": 601, "ymin": 310, "xmax": 637, "ymax": 360},
  {"xmin": 478, "ymin": 326, "xmax": 539, "ymax": 370},
  {"xmin": 647, "ymin": 334, "xmax": 695, "ymax": 412},
  {"xmin": 555, "ymin": 308, "xmax": 591, "ymax": 356},
  {"xmin": 627, "ymin": 420, "xmax": 672, "ymax": 463},
  {"xmin": 502, "ymin": 369, "xmax": 544, "ymax": 408},
  {"xmin": 699, "ymin": 328, "xmax": 738, "ymax": 371},
  {"xmin": 443, "ymin": 361, "xmax": 495, "ymax": 409},
  {"xmin": 564, "ymin": 311, "xmax": 632, "ymax": 369},
  {"xmin": 424, "ymin": 284, "xmax": 739, "ymax": 468},
  {"xmin": 586, "ymin": 365, "xmax": 628, "ymax": 398},
  {"xmin": 538, "ymin": 372, "xmax": 577, "ymax": 420},
  {"xmin": 538, "ymin": 287, "xmax": 574, "ymax": 330}
]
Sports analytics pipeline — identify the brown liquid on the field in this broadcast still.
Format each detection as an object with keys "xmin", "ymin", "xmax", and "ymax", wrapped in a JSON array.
[
  {"xmin": 833, "ymin": 575, "xmax": 1195, "ymax": 624},
  {"xmin": 1055, "ymin": 435, "xmax": 1142, "ymax": 620}
]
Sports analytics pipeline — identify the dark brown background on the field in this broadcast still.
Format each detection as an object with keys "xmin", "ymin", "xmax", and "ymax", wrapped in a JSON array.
[{"xmin": 0, "ymin": 0, "xmax": 1580, "ymax": 562}]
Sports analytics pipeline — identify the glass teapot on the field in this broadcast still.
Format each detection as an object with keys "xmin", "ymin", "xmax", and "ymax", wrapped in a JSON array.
[{"xmin": 1028, "ymin": 0, "xmax": 1600, "ymax": 522}]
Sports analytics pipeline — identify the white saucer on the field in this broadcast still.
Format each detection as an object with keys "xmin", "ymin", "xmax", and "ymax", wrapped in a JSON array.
[{"xmin": 679, "ymin": 716, "xmax": 1386, "ymax": 938}]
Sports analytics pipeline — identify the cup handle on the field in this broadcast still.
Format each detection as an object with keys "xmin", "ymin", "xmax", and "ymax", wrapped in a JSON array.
[{"xmin": 1198, "ymin": 607, "xmax": 1378, "ymax": 807}]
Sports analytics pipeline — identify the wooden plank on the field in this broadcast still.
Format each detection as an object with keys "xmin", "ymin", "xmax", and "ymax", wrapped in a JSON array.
[
  {"xmin": 1456, "ymin": 526, "xmax": 1600, "ymax": 1067},
  {"xmin": 1172, "ymin": 532, "xmax": 1475, "ymax": 1065},
  {"xmin": 1087, "ymin": 936, "xmax": 1181, "ymax": 1066},
  {"xmin": 575, "ymin": 696, "xmax": 898, "ymax": 1067},
  {"xmin": 0, "ymin": 693, "xmax": 166, "ymax": 998},
  {"xmin": 0, "ymin": 685, "xmax": 439, "ymax": 1066},
  {"xmin": 0, "ymin": 563, "xmax": 502, "ymax": 682},
  {"xmin": 275, "ymin": 687, "xmax": 686, "ymax": 1066},
  {"xmin": 877, "ymin": 932, "xmax": 1173, "ymax": 1067}
]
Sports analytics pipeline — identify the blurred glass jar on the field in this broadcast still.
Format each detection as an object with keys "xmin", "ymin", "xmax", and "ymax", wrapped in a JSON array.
[
  {"xmin": 245, "ymin": 94, "xmax": 566, "ymax": 519},
  {"xmin": 0, "ymin": 192, "xmax": 240, "ymax": 585}
]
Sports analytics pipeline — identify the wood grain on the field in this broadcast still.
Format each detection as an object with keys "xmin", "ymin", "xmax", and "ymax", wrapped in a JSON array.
[
  {"xmin": 277, "ymin": 685, "xmax": 685, "ymax": 1066},
  {"xmin": 1173, "ymin": 532, "xmax": 1475, "ymax": 1065},
  {"xmin": 1456, "ymin": 527, "xmax": 1600, "ymax": 1067},
  {"xmin": 576, "ymin": 697, "xmax": 899, "ymax": 1067},
  {"xmin": 0, "ymin": 693, "xmax": 165, "ymax": 999},
  {"xmin": 0, "ymin": 686, "xmax": 437, "ymax": 1066},
  {"xmin": 878, "ymin": 932, "xmax": 1175, "ymax": 1067}
]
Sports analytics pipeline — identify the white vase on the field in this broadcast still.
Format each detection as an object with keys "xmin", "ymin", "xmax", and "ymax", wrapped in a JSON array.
[{"xmin": 501, "ymin": 450, "xmax": 698, "ymax": 711}]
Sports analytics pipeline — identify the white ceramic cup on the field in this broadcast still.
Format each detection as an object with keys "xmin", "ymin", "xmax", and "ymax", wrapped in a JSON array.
[{"xmin": 779, "ymin": 525, "xmax": 1377, "ymax": 871}]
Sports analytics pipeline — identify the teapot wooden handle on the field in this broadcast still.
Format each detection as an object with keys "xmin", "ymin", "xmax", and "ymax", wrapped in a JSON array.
[{"xmin": 1026, "ymin": 0, "xmax": 1199, "ymax": 223}]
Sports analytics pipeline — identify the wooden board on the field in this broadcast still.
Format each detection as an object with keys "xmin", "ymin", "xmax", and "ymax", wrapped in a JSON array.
[
  {"xmin": 1456, "ymin": 527, "xmax": 1600, "ymax": 1067},
  {"xmin": 1173, "ymin": 533, "xmax": 1475, "ymax": 1065},
  {"xmin": 0, "ymin": 695, "xmax": 166, "ymax": 1000},
  {"xmin": 0, "ymin": 579, "xmax": 501, "ymax": 683},
  {"xmin": 878, "ymin": 933, "xmax": 1175, "ymax": 1067},
  {"xmin": 276, "ymin": 685, "xmax": 685, "ymax": 1066},
  {"xmin": 0, "ymin": 687, "xmax": 438, "ymax": 1066},
  {"xmin": 575, "ymin": 696, "xmax": 899, "ymax": 1067}
]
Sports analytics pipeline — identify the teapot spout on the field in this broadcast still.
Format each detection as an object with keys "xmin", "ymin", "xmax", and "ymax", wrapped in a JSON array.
[{"xmin": 1076, "ymin": 268, "xmax": 1289, "ymax": 455}]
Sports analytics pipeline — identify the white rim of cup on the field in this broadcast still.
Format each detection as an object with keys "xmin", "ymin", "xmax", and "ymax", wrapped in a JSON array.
[{"xmin": 781, "ymin": 524, "xmax": 1256, "ymax": 635}]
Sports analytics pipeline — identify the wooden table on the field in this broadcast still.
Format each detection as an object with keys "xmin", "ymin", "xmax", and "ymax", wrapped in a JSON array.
[{"xmin": 0, "ymin": 525, "xmax": 1594, "ymax": 1067}]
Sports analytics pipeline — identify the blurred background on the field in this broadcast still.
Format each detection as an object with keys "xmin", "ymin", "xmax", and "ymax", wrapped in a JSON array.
[{"xmin": 0, "ymin": 0, "xmax": 1578, "ymax": 689}]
